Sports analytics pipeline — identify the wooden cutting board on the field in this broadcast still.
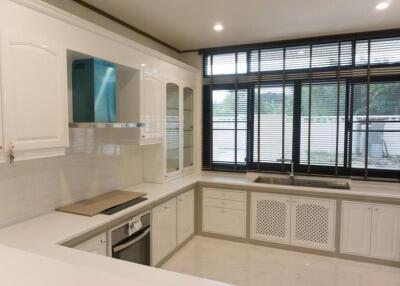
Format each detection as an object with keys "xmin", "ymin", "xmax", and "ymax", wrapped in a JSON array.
[{"xmin": 56, "ymin": 190, "xmax": 146, "ymax": 216}]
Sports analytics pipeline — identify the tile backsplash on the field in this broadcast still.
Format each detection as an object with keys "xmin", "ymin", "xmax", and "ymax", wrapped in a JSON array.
[{"xmin": 0, "ymin": 129, "xmax": 143, "ymax": 228}]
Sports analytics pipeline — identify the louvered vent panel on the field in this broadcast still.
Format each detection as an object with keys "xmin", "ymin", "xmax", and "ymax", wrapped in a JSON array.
[
  {"xmin": 255, "ymin": 199, "xmax": 287, "ymax": 238},
  {"xmin": 294, "ymin": 203, "xmax": 329, "ymax": 244},
  {"xmin": 251, "ymin": 194, "xmax": 290, "ymax": 244}
]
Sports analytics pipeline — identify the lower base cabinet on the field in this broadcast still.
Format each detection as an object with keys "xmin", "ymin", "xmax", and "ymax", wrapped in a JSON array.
[
  {"xmin": 177, "ymin": 189, "xmax": 195, "ymax": 245},
  {"xmin": 341, "ymin": 201, "xmax": 400, "ymax": 261},
  {"xmin": 151, "ymin": 198, "xmax": 177, "ymax": 266},
  {"xmin": 251, "ymin": 193, "xmax": 336, "ymax": 251},
  {"xmin": 74, "ymin": 232, "xmax": 107, "ymax": 256},
  {"xmin": 202, "ymin": 188, "xmax": 246, "ymax": 238}
]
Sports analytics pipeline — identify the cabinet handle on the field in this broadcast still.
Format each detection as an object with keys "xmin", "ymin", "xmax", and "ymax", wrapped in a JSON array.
[
  {"xmin": 178, "ymin": 198, "xmax": 183, "ymax": 202},
  {"xmin": 375, "ymin": 207, "xmax": 379, "ymax": 211},
  {"xmin": 8, "ymin": 143, "xmax": 15, "ymax": 164}
]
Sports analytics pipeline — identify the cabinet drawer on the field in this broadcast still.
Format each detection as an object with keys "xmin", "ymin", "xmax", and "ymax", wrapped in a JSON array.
[
  {"xmin": 203, "ymin": 197, "xmax": 245, "ymax": 211},
  {"xmin": 203, "ymin": 188, "xmax": 246, "ymax": 202},
  {"xmin": 203, "ymin": 206, "xmax": 246, "ymax": 238}
]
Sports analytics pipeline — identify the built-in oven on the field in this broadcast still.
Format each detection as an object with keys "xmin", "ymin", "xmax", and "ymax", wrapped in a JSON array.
[{"xmin": 110, "ymin": 212, "xmax": 150, "ymax": 266}]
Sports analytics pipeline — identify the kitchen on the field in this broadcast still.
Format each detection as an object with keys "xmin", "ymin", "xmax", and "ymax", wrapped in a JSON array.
[{"xmin": 0, "ymin": 0, "xmax": 400, "ymax": 285}]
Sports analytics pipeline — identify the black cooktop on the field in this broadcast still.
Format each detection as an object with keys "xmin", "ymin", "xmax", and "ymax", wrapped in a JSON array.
[{"xmin": 101, "ymin": 197, "xmax": 148, "ymax": 215}]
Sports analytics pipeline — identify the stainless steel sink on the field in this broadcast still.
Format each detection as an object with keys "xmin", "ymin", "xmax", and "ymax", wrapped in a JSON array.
[{"xmin": 254, "ymin": 176, "xmax": 351, "ymax": 190}]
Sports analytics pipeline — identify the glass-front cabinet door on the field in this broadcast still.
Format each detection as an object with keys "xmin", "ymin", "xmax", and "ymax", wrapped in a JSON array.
[
  {"xmin": 183, "ymin": 87, "xmax": 194, "ymax": 169},
  {"xmin": 166, "ymin": 83, "xmax": 180, "ymax": 174},
  {"xmin": 165, "ymin": 83, "xmax": 195, "ymax": 178}
]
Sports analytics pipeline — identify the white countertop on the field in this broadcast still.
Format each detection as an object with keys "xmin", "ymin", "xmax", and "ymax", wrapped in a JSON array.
[{"xmin": 0, "ymin": 171, "xmax": 399, "ymax": 286}]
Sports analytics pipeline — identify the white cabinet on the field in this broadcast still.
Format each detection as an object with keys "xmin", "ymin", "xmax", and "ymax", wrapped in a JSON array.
[
  {"xmin": 370, "ymin": 204, "xmax": 400, "ymax": 260},
  {"xmin": 177, "ymin": 189, "xmax": 195, "ymax": 245},
  {"xmin": 291, "ymin": 198, "xmax": 336, "ymax": 251},
  {"xmin": 202, "ymin": 188, "xmax": 246, "ymax": 238},
  {"xmin": 74, "ymin": 232, "xmax": 107, "ymax": 256},
  {"xmin": 0, "ymin": 29, "xmax": 68, "ymax": 161},
  {"xmin": 250, "ymin": 193, "xmax": 291, "ymax": 244},
  {"xmin": 341, "ymin": 201, "xmax": 372, "ymax": 256},
  {"xmin": 0, "ymin": 85, "xmax": 3, "ymax": 162},
  {"xmin": 140, "ymin": 74, "xmax": 163, "ymax": 145},
  {"xmin": 151, "ymin": 198, "xmax": 177, "ymax": 265},
  {"xmin": 341, "ymin": 201, "xmax": 400, "ymax": 261},
  {"xmin": 251, "ymin": 193, "xmax": 336, "ymax": 251},
  {"xmin": 165, "ymin": 83, "xmax": 195, "ymax": 179}
]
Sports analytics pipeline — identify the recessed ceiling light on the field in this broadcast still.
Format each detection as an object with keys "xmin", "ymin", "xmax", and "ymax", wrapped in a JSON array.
[
  {"xmin": 376, "ymin": 1, "xmax": 390, "ymax": 10},
  {"xmin": 213, "ymin": 23, "xmax": 224, "ymax": 32}
]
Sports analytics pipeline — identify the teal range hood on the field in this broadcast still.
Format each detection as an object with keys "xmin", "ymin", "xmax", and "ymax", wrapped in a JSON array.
[{"xmin": 72, "ymin": 58, "xmax": 117, "ymax": 123}]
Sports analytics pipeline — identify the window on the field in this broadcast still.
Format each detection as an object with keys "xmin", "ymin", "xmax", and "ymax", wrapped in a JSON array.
[
  {"xmin": 203, "ymin": 32, "xmax": 400, "ymax": 179},
  {"xmin": 356, "ymin": 37, "xmax": 400, "ymax": 66},
  {"xmin": 205, "ymin": 52, "xmax": 247, "ymax": 75},
  {"xmin": 300, "ymin": 81, "xmax": 346, "ymax": 168},
  {"xmin": 253, "ymin": 84, "xmax": 294, "ymax": 165},
  {"xmin": 211, "ymin": 88, "xmax": 247, "ymax": 166},
  {"xmin": 351, "ymin": 81, "xmax": 400, "ymax": 171}
]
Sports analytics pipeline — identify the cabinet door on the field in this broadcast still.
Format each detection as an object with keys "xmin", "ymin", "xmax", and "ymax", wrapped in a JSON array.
[
  {"xmin": 340, "ymin": 201, "xmax": 372, "ymax": 257},
  {"xmin": 1, "ymin": 30, "xmax": 67, "ymax": 154},
  {"xmin": 250, "ymin": 193, "xmax": 291, "ymax": 244},
  {"xmin": 165, "ymin": 83, "xmax": 180, "ymax": 174},
  {"xmin": 291, "ymin": 197, "xmax": 336, "ymax": 251},
  {"xmin": 203, "ymin": 206, "xmax": 246, "ymax": 238},
  {"xmin": 370, "ymin": 204, "xmax": 400, "ymax": 261},
  {"xmin": 177, "ymin": 189, "xmax": 195, "ymax": 245},
  {"xmin": 74, "ymin": 233, "xmax": 107, "ymax": 256},
  {"xmin": 151, "ymin": 198, "xmax": 177, "ymax": 265},
  {"xmin": 183, "ymin": 87, "xmax": 194, "ymax": 170},
  {"xmin": 141, "ymin": 75, "xmax": 163, "ymax": 144},
  {"xmin": 0, "ymin": 76, "xmax": 3, "ymax": 160}
]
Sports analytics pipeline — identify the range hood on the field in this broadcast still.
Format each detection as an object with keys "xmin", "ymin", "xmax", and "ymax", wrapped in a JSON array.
[{"xmin": 69, "ymin": 55, "xmax": 144, "ymax": 129}]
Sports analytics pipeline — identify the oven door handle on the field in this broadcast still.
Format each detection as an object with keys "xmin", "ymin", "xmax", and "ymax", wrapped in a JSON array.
[{"xmin": 113, "ymin": 227, "xmax": 150, "ymax": 253}]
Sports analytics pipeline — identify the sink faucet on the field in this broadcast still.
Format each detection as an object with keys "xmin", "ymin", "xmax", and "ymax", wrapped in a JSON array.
[{"xmin": 284, "ymin": 159, "xmax": 295, "ymax": 178}]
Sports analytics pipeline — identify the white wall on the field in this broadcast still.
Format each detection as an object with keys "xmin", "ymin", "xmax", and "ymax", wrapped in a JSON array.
[{"xmin": 0, "ymin": 130, "xmax": 143, "ymax": 228}]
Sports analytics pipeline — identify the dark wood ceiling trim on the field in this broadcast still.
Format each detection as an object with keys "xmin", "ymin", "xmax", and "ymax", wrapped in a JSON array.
[{"xmin": 71, "ymin": 0, "xmax": 182, "ymax": 53}]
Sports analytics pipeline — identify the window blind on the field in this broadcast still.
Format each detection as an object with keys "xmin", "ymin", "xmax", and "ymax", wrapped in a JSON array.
[
  {"xmin": 253, "ymin": 84, "xmax": 294, "ymax": 165},
  {"xmin": 202, "ymin": 31, "xmax": 400, "ymax": 179},
  {"xmin": 211, "ymin": 88, "xmax": 248, "ymax": 166}
]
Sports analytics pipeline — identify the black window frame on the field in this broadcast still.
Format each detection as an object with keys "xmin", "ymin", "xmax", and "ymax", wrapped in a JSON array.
[{"xmin": 202, "ymin": 29, "xmax": 400, "ymax": 181}]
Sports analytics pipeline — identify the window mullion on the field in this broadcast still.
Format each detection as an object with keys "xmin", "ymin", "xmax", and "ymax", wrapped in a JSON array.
[
  {"xmin": 281, "ymin": 47, "xmax": 287, "ymax": 172},
  {"xmin": 257, "ymin": 49, "xmax": 261, "ymax": 171},
  {"xmin": 335, "ymin": 41, "xmax": 342, "ymax": 175},
  {"xmin": 364, "ymin": 39, "xmax": 371, "ymax": 179},
  {"xmin": 234, "ymin": 53, "xmax": 238, "ymax": 169},
  {"xmin": 307, "ymin": 45, "xmax": 313, "ymax": 174},
  {"xmin": 210, "ymin": 55, "xmax": 214, "ymax": 167}
]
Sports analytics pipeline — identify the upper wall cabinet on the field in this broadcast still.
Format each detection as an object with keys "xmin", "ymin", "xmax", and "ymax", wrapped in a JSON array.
[
  {"xmin": 166, "ymin": 83, "xmax": 180, "ymax": 173},
  {"xmin": 183, "ymin": 87, "xmax": 194, "ymax": 169},
  {"xmin": 165, "ymin": 83, "xmax": 195, "ymax": 179},
  {"xmin": 0, "ymin": 76, "xmax": 3, "ymax": 161},
  {"xmin": 0, "ymin": 29, "xmax": 68, "ymax": 161},
  {"xmin": 140, "ymin": 74, "xmax": 163, "ymax": 144}
]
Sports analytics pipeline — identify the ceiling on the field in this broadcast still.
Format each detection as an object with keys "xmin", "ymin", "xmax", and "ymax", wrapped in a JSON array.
[{"xmin": 81, "ymin": 0, "xmax": 400, "ymax": 51}]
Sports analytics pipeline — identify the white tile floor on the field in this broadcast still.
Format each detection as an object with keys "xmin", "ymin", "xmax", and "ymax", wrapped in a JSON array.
[{"xmin": 161, "ymin": 236, "xmax": 400, "ymax": 286}]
